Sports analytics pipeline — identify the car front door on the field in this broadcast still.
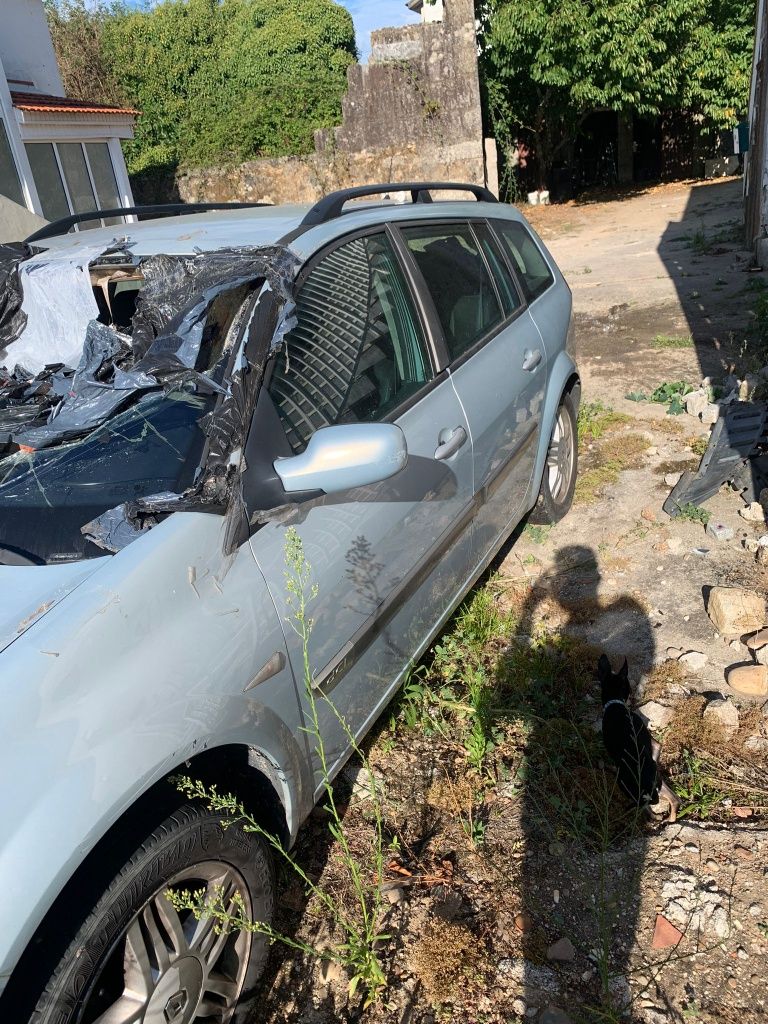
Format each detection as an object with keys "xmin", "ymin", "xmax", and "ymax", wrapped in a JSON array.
[
  {"xmin": 398, "ymin": 220, "xmax": 548, "ymax": 561},
  {"xmin": 246, "ymin": 228, "xmax": 475, "ymax": 790}
]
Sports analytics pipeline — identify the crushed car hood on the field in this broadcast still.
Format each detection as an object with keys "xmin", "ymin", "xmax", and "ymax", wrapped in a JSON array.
[{"xmin": 0, "ymin": 558, "xmax": 108, "ymax": 654}]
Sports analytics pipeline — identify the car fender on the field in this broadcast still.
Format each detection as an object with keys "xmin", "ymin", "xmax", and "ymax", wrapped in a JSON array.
[{"xmin": 0, "ymin": 512, "xmax": 310, "ymax": 993}]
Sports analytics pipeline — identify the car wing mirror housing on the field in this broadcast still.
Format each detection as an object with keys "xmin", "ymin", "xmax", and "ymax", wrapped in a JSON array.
[{"xmin": 274, "ymin": 423, "xmax": 408, "ymax": 495}]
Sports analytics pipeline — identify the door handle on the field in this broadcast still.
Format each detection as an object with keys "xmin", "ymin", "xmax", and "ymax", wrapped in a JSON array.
[
  {"xmin": 522, "ymin": 348, "xmax": 542, "ymax": 371},
  {"xmin": 435, "ymin": 425, "xmax": 467, "ymax": 460}
]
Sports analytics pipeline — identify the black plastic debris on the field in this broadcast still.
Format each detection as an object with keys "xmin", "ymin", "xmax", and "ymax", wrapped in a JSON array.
[
  {"xmin": 663, "ymin": 401, "xmax": 768, "ymax": 516},
  {"xmin": 0, "ymin": 242, "xmax": 31, "ymax": 347}
]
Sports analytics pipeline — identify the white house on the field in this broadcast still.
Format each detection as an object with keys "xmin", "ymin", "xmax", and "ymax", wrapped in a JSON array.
[{"xmin": 0, "ymin": 0, "xmax": 137, "ymax": 240}]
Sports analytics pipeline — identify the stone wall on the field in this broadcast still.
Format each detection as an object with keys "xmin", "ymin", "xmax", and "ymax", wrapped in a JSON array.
[{"xmin": 177, "ymin": 0, "xmax": 493, "ymax": 206}]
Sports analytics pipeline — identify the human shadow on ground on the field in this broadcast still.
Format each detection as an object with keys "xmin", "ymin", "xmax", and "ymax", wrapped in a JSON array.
[{"xmin": 510, "ymin": 542, "xmax": 659, "ymax": 1020}]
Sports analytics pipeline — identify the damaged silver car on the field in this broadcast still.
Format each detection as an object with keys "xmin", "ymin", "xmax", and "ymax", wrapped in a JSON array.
[{"xmin": 0, "ymin": 182, "xmax": 580, "ymax": 1023}]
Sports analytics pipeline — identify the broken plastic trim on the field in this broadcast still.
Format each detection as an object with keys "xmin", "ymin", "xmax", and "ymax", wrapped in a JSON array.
[
  {"xmin": 663, "ymin": 401, "xmax": 768, "ymax": 516},
  {"xmin": 0, "ymin": 242, "xmax": 31, "ymax": 347}
]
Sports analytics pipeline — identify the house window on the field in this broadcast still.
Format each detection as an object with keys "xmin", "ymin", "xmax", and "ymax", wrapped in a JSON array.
[
  {"xmin": 24, "ymin": 141, "xmax": 124, "ymax": 228},
  {"xmin": 0, "ymin": 118, "xmax": 25, "ymax": 207}
]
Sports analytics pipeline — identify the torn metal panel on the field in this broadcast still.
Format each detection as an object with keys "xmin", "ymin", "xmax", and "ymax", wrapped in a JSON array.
[
  {"xmin": 663, "ymin": 401, "xmax": 768, "ymax": 516},
  {"xmin": 0, "ymin": 243, "xmax": 30, "ymax": 348}
]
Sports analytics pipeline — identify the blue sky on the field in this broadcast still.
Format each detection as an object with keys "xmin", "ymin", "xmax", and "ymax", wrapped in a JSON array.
[{"xmin": 343, "ymin": 1, "xmax": 419, "ymax": 61}]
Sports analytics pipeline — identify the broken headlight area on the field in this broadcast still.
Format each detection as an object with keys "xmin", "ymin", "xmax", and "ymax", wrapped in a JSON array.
[{"xmin": 0, "ymin": 243, "xmax": 299, "ymax": 563}]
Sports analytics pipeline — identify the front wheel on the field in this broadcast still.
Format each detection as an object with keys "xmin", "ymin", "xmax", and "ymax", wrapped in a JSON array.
[
  {"xmin": 20, "ymin": 801, "xmax": 274, "ymax": 1024},
  {"xmin": 530, "ymin": 391, "xmax": 578, "ymax": 524}
]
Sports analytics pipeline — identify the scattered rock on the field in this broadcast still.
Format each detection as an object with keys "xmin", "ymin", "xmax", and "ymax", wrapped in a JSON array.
[
  {"xmin": 514, "ymin": 911, "xmax": 534, "ymax": 934},
  {"xmin": 758, "ymin": 546, "xmax": 768, "ymax": 567},
  {"xmin": 701, "ymin": 403, "xmax": 720, "ymax": 425},
  {"xmin": 679, "ymin": 650, "xmax": 708, "ymax": 671},
  {"xmin": 666, "ymin": 646, "xmax": 684, "ymax": 659},
  {"xmin": 684, "ymin": 389, "xmax": 709, "ymax": 417},
  {"xmin": 739, "ymin": 502, "xmax": 767, "ymax": 524},
  {"xmin": 727, "ymin": 663, "xmax": 768, "ymax": 696},
  {"xmin": 745, "ymin": 735, "xmax": 768, "ymax": 753},
  {"xmin": 746, "ymin": 627, "xmax": 768, "ymax": 650},
  {"xmin": 540, "ymin": 1006, "xmax": 572, "ymax": 1024},
  {"xmin": 652, "ymin": 914, "xmax": 684, "ymax": 949},
  {"xmin": 749, "ymin": 902, "xmax": 762, "ymax": 916},
  {"xmin": 703, "ymin": 698, "xmax": 739, "ymax": 738},
  {"xmin": 512, "ymin": 997, "xmax": 527, "ymax": 1017},
  {"xmin": 745, "ymin": 538, "xmax": 760, "ymax": 553},
  {"xmin": 637, "ymin": 701, "xmax": 674, "ymax": 730},
  {"xmin": 661, "ymin": 872, "xmax": 730, "ymax": 937},
  {"xmin": 729, "ymin": 639, "xmax": 744, "ymax": 652},
  {"xmin": 706, "ymin": 521, "xmax": 734, "ymax": 541},
  {"xmin": 667, "ymin": 536, "xmax": 684, "ymax": 554},
  {"xmin": 547, "ymin": 937, "xmax": 576, "ymax": 962},
  {"xmin": 383, "ymin": 885, "xmax": 405, "ymax": 905},
  {"xmin": 641, "ymin": 507, "xmax": 657, "ymax": 523},
  {"xmin": 755, "ymin": 645, "xmax": 768, "ymax": 667},
  {"xmin": 707, "ymin": 587, "xmax": 766, "ymax": 636},
  {"xmin": 664, "ymin": 471, "xmax": 683, "ymax": 487}
]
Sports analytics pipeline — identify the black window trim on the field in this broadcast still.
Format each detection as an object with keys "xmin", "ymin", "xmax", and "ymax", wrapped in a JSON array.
[
  {"xmin": 270, "ymin": 221, "xmax": 448, "ymax": 440},
  {"xmin": 390, "ymin": 216, "xmax": 531, "ymax": 373},
  {"xmin": 486, "ymin": 216, "xmax": 557, "ymax": 305}
]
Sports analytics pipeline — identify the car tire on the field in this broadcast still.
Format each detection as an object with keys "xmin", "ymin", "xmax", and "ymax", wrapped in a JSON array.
[
  {"xmin": 529, "ymin": 390, "xmax": 578, "ymax": 524},
  {"xmin": 20, "ymin": 800, "xmax": 275, "ymax": 1024}
]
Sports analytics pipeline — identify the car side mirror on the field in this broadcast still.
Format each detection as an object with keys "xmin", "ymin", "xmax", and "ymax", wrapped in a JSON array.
[{"xmin": 274, "ymin": 423, "xmax": 408, "ymax": 495}]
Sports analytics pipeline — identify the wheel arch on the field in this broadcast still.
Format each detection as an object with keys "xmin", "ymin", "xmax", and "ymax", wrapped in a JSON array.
[{"xmin": 0, "ymin": 743, "xmax": 288, "ymax": 1020}]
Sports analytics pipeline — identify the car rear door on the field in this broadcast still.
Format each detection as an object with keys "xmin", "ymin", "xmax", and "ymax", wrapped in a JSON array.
[
  {"xmin": 397, "ymin": 219, "xmax": 548, "ymax": 561},
  {"xmin": 246, "ymin": 227, "xmax": 475, "ymax": 791}
]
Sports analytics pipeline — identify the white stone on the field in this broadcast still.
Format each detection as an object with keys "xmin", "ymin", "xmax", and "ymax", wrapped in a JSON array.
[
  {"xmin": 679, "ymin": 650, "xmax": 708, "ymax": 671},
  {"xmin": 740, "ymin": 502, "xmax": 766, "ymax": 524},
  {"xmin": 637, "ymin": 701, "xmax": 674, "ymax": 731},
  {"xmin": 665, "ymin": 471, "xmax": 683, "ymax": 487},
  {"xmin": 684, "ymin": 389, "xmax": 709, "ymax": 417},
  {"xmin": 701, "ymin": 403, "xmax": 720, "ymax": 424},
  {"xmin": 703, "ymin": 698, "xmax": 740, "ymax": 738}
]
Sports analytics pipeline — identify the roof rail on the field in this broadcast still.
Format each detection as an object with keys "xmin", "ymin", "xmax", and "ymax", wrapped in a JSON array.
[
  {"xmin": 298, "ymin": 182, "xmax": 498, "ymax": 228},
  {"xmin": 24, "ymin": 202, "xmax": 272, "ymax": 245}
]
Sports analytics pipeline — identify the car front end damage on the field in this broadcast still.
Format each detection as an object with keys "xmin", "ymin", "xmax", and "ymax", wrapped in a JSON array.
[{"xmin": 0, "ymin": 240, "xmax": 301, "ymax": 565}]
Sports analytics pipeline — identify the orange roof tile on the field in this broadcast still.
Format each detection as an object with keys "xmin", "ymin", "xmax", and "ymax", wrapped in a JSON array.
[{"xmin": 10, "ymin": 90, "xmax": 138, "ymax": 116}]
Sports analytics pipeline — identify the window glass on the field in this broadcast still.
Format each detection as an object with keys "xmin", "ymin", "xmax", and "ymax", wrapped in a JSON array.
[
  {"xmin": 474, "ymin": 222, "xmax": 522, "ymax": 316},
  {"xmin": 494, "ymin": 220, "xmax": 554, "ymax": 301},
  {"xmin": 401, "ymin": 223, "xmax": 503, "ymax": 360},
  {"xmin": 0, "ymin": 119, "xmax": 25, "ymax": 207},
  {"xmin": 25, "ymin": 143, "xmax": 70, "ymax": 222},
  {"xmin": 269, "ymin": 233, "xmax": 432, "ymax": 453},
  {"xmin": 85, "ymin": 142, "xmax": 123, "ymax": 225},
  {"xmin": 57, "ymin": 142, "xmax": 98, "ymax": 227}
]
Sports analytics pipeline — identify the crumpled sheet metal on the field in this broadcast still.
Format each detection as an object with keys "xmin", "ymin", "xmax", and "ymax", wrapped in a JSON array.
[
  {"xmin": 0, "ymin": 242, "xmax": 30, "ymax": 350},
  {"xmin": 11, "ymin": 245, "xmax": 300, "ymax": 455}
]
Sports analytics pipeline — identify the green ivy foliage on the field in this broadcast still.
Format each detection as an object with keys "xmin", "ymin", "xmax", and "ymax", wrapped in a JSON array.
[
  {"xmin": 47, "ymin": 0, "xmax": 357, "ymax": 176},
  {"xmin": 479, "ymin": 0, "xmax": 756, "ymax": 183}
]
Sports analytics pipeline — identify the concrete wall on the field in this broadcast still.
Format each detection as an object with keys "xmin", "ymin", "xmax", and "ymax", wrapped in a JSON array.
[
  {"xmin": 0, "ymin": 0, "xmax": 64, "ymax": 95},
  {"xmin": 0, "ymin": 194, "xmax": 47, "ymax": 243},
  {"xmin": 177, "ymin": 0, "xmax": 492, "ymax": 206}
]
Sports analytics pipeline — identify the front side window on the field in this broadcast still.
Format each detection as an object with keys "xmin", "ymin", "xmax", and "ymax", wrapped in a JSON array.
[
  {"xmin": 269, "ymin": 232, "xmax": 432, "ymax": 453},
  {"xmin": 400, "ymin": 223, "xmax": 503, "ymax": 361},
  {"xmin": 494, "ymin": 220, "xmax": 554, "ymax": 301},
  {"xmin": 0, "ymin": 118, "xmax": 25, "ymax": 207}
]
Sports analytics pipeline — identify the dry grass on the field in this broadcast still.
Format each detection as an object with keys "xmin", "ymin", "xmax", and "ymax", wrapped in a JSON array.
[
  {"xmin": 663, "ymin": 696, "xmax": 728, "ymax": 759},
  {"xmin": 641, "ymin": 659, "xmax": 690, "ymax": 701},
  {"xmin": 638, "ymin": 416, "xmax": 686, "ymax": 437},
  {"xmin": 410, "ymin": 920, "xmax": 485, "ymax": 1006},
  {"xmin": 575, "ymin": 432, "xmax": 650, "ymax": 504}
]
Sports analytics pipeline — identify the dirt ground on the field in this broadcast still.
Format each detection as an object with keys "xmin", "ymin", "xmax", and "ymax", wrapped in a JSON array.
[{"xmin": 243, "ymin": 178, "xmax": 768, "ymax": 1024}]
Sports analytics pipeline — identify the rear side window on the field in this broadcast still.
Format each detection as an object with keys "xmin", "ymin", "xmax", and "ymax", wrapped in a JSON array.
[
  {"xmin": 494, "ymin": 220, "xmax": 554, "ymax": 301},
  {"xmin": 268, "ymin": 232, "xmax": 432, "ymax": 453},
  {"xmin": 401, "ymin": 224, "xmax": 503, "ymax": 361}
]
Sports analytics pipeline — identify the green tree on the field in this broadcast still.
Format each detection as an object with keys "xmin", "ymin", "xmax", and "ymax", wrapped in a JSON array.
[
  {"xmin": 479, "ymin": 0, "xmax": 756, "ymax": 189},
  {"xmin": 46, "ymin": 0, "xmax": 356, "ymax": 180}
]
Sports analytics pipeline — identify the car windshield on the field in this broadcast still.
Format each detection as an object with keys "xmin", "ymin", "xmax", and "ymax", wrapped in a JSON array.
[{"xmin": 0, "ymin": 390, "xmax": 213, "ymax": 564}]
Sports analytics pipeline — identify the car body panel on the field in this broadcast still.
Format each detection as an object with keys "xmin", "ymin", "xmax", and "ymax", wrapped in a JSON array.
[
  {"xmin": 0, "ymin": 512, "xmax": 310, "ymax": 988},
  {"xmin": 249, "ymin": 374, "xmax": 475, "ymax": 790}
]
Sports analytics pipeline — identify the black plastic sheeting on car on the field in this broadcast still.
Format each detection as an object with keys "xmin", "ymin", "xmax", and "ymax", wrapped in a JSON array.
[
  {"xmin": 1, "ymin": 244, "xmax": 300, "ymax": 555},
  {"xmin": 0, "ymin": 242, "xmax": 31, "ymax": 347},
  {"xmin": 663, "ymin": 401, "xmax": 768, "ymax": 516}
]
